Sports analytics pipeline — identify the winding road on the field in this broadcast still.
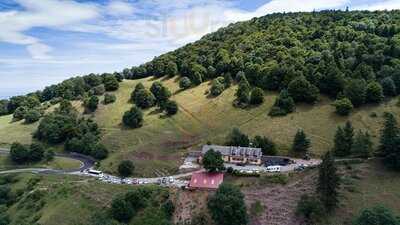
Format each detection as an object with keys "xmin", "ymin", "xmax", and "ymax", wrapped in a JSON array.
[{"xmin": 0, "ymin": 148, "xmax": 95, "ymax": 174}]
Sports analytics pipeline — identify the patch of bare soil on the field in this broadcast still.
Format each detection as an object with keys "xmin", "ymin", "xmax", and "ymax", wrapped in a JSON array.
[
  {"xmin": 244, "ymin": 172, "xmax": 318, "ymax": 225},
  {"xmin": 172, "ymin": 190, "xmax": 212, "ymax": 225}
]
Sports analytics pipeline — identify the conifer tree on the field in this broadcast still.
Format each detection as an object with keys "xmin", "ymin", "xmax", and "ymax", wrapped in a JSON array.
[
  {"xmin": 379, "ymin": 112, "xmax": 399, "ymax": 157},
  {"xmin": 351, "ymin": 131, "xmax": 373, "ymax": 158},
  {"xmin": 333, "ymin": 122, "xmax": 354, "ymax": 157},
  {"xmin": 379, "ymin": 113, "xmax": 400, "ymax": 170},
  {"xmin": 317, "ymin": 151, "xmax": 340, "ymax": 212},
  {"xmin": 292, "ymin": 130, "xmax": 311, "ymax": 155}
]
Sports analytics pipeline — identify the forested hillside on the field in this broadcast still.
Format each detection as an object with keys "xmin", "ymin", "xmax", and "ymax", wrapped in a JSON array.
[{"xmin": 124, "ymin": 10, "xmax": 400, "ymax": 108}]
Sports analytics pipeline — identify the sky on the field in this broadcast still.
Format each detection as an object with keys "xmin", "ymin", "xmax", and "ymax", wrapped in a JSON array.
[{"xmin": 0, "ymin": 0, "xmax": 399, "ymax": 99}]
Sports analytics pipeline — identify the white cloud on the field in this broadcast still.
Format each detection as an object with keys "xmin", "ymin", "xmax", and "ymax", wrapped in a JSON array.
[
  {"xmin": 0, "ymin": 0, "xmax": 99, "ymax": 59},
  {"xmin": 355, "ymin": 0, "xmax": 400, "ymax": 10},
  {"xmin": 26, "ymin": 43, "xmax": 52, "ymax": 60},
  {"xmin": 107, "ymin": 1, "xmax": 135, "ymax": 16}
]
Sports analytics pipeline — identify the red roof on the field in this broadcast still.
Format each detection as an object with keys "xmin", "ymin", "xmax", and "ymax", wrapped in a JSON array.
[{"xmin": 189, "ymin": 172, "xmax": 224, "ymax": 190}]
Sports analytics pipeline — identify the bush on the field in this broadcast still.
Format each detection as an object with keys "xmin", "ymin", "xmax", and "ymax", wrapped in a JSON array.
[
  {"xmin": 226, "ymin": 128, "xmax": 249, "ymax": 147},
  {"xmin": 179, "ymin": 77, "xmax": 192, "ymax": 89},
  {"xmin": 269, "ymin": 89, "xmax": 295, "ymax": 117},
  {"xmin": 103, "ymin": 93, "xmax": 116, "ymax": 104},
  {"xmin": 84, "ymin": 95, "xmax": 99, "ymax": 112},
  {"xmin": 253, "ymin": 135, "xmax": 277, "ymax": 155},
  {"xmin": 118, "ymin": 160, "xmax": 135, "ymax": 178},
  {"xmin": 208, "ymin": 183, "xmax": 248, "ymax": 225},
  {"xmin": 10, "ymin": 142, "xmax": 29, "ymax": 164},
  {"xmin": 110, "ymin": 195, "xmax": 134, "ymax": 222},
  {"xmin": 250, "ymin": 88, "xmax": 264, "ymax": 105},
  {"xmin": 104, "ymin": 75, "xmax": 119, "ymax": 91},
  {"xmin": 366, "ymin": 82, "xmax": 384, "ymax": 103},
  {"xmin": 13, "ymin": 106, "xmax": 28, "ymax": 121},
  {"xmin": 344, "ymin": 79, "xmax": 367, "ymax": 107},
  {"xmin": 381, "ymin": 77, "xmax": 397, "ymax": 97},
  {"xmin": 29, "ymin": 143, "xmax": 45, "ymax": 162},
  {"xmin": 164, "ymin": 100, "xmax": 178, "ymax": 115},
  {"xmin": 333, "ymin": 97, "xmax": 354, "ymax": 116},
  {"xmin": 354, "ymin": 205, "xmax": 400, "ymax": 225},
  {"xmin": 92, "ymin": 84, "xmax": 106, "ymax": 96},
  {"xmin": 296, "ymin": 194, "xmax": 324, "ymax": 223},
  {"xmin": 133, "ymin": 89, "xmax": 156, "ymax": 109},
  {"xmin": 92, "ymin": 144, "xmax": 109, "ymax": 160},
  {"xmin": 123, "ymin": 106, "xmax": 143, "ymax": 128},
  {"xmin": 288, "ymin": 76, "xmax": 319, "ymax": 103},
  {"xmin": 24, "ymin": 109, "xmax": 41, "ymax": 123},
  {"xmin": 210, "ymin": 78, "xmax": 225, "ymax": 96},
  {"xmin": 44, "ymin": 148, "xmax": 55, "ymax": 162}
]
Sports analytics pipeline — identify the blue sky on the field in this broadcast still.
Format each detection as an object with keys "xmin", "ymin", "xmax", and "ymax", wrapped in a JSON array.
[{"xmin": 0, "ymin": 0, "xmax": 399, "ymax": 99}]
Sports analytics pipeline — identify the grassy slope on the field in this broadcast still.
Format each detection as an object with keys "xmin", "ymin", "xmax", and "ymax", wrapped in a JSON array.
[
  {"xmin": 330, "ymin": 160, "xmax": 400, "ymax": 224},
  {"xmin": 95, "ymin": 77, "xmax": 400, "ymax": 176},
  {"xmin": 0, "ymin": 155, "xmax": 82, "ymax": 171},
  {"xmin": 4, "ymin": 173, "xmax": 131, "ymax": 225},
  {"xmin": 0, "ymin": 77, "xmax": 400, "ymax": 176}
]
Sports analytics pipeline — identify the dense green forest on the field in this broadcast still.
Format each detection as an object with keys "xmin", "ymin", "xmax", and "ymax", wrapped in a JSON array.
[{"xmin": 123, "ymin": 10, "xmax": 400, "ymax": 108}]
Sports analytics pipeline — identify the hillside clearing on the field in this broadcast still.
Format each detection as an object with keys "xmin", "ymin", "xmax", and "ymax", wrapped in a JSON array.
[{"xmin": 1, "ymin": 78, "xmax": 400, "ymax": 176}]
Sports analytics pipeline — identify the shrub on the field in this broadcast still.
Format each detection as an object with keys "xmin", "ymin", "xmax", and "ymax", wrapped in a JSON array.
[
  {"xmin": 92, "ymin": 84, "xmax": 106, "ymax": 95},
  {"xmin": 84, "ymin": 95, "xmax": 99, "ymax": 112},
  {"xmin": 24, "ymin": 109, "xmax": 41, "ymax": 123},
  {"xmin": 29, "ymin": 143, "xmax": 45, "ymax": 162},
  {"xmin": 92, "ymin": 144, "xmax": 109, "ymax": 160},
  {"xmin": 366, "ymin": 82, "xmax": 384, "ymax": 103},
  {"xmin": 288, "ymin": 76, "xmax": 319, "ymax": 103},
  {"xmin": 208, "ymin": 183, "xmax": 248, "ymax": 225},
  {"xmin": 164, "ymin": 100, "xmax": 178, "ymax": 115},
  {"xmin": 133, "ymin": 89, "xmax": 156, "ymax": 109},
  {"xmin": 10, "ymin": 142, "xmax": 29, "ymax": 164},
  {"xmin": 250, "ymin": 201, "xmax": 264, "ymax": 217},
  {"xmin": 333, "ymin": 97, "xmax": 353, "ymax": 116},
  {"xmin": 210, "ymin": 78, "xmax": 225, "ymax": 96},
  {"xmin": 269, "ymin": 89, "xmax": 295, "ymax": 117},
  {"xmin": 104, "ymin": 75, "xmax": 119, "ymax": 91},
  {"xmin": 13, "ymin": 106, "xmax": 28, "ymax": 121},
  {"xmin": 354, "ymin": 205, "xmax": 400, "ymax": 225},
  {"xmin": 344, "ymin": 79, "xmax": 367, "ymax": 107},
  {"xmin": 296, "ymin": 194, "xmax": 324, "ymax": 223},
  {"xmin": 118, "ymin": 160, "xmax": 135, "ymax": 178},
  {"xmin": 226, "ymin": 128, "xmax": 249, "ymax": 147},
  {"xmin": 250, "ymin": 88, "xmax": 264, "ymax": 105},
  {"xmin": 123, "ymin": 106, "xmax": 143, "ymax": 128},
  {"xmin": 103, "ymin": 93, "xmax": 116, "ymax": 104},
  {"xmin": 179, "ymin": 77, "xmax": 192, "ymax": 89},
  {"xmin": 381, "ymin": 77, "xmax": 397, "ymax": 97},
  {"xmin": 44, "ymin": 148, "xmax": 55, "ymax": 162},
  {"xmin": 110, "ymin": 195, "xmax": 134, "ymax": 222},
  {"xmin": 253, "ymin": 135, "xmax": 276, "ymax": 155}
]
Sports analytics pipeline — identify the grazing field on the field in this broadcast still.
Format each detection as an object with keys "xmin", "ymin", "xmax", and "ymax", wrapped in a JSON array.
[
  {"xmin": 1, "ymin": 78, "xmax": 400, "ymax": 176},
  {"xmin": 0, "ymin": 115, "xmax": 37, "ymax": 146}
]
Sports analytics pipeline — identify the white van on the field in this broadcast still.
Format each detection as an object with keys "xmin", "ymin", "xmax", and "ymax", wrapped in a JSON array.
[{"xmin": 266, "ymin": 166, "xmax": 281, "ymax": 173}]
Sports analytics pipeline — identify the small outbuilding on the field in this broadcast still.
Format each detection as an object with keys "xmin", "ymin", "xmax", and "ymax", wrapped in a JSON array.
[{"xmin": 188, "ymin": 172, "xmax": 224, "ymax": 190}]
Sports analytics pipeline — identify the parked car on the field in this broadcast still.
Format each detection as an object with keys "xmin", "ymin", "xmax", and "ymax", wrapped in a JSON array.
[{"xmin": 266, "ymin": 166, "xmax": 281, "ymax": 173}]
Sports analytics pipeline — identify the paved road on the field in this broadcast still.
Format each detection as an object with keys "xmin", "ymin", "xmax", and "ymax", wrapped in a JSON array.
[{"xmin": 0, "ymin": 148, "xmax": 95, "ymax": 174}]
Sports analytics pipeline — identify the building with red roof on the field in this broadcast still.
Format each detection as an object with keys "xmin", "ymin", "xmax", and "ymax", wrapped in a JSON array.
[{"xmin": 188, "ymin": 172, "xmax": 224, "ymax": 190}]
